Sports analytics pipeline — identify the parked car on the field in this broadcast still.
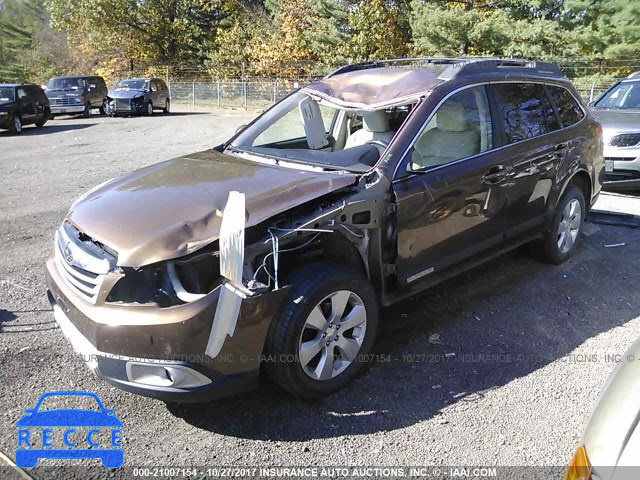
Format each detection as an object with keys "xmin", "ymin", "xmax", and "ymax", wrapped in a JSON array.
[
  {"xmin": 44, "ymin": 75, "xmax": 108, "ymax": 117},
  {"xmin": 0, "ymin": 83, "xmax": 50, "ymax": 134},
  {"xmin": 589, "ymin": 72, "xmax": 640, "ymax": 191},
  {"xmin": 105, "ymin": 77, "xmax": 170, "ymax": 116},
  {"xmin": 45, "ymin": 58, "xmax": 603, "ymax": 403},
  {"xmin": 564, "ymin": 338, "xmax": 640, "ymax": 480}
]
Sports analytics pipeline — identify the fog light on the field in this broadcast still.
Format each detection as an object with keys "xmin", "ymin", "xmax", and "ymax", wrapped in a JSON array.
[
  {"xmin": 563, "ymin": 445, "xmax": 591, "ymax": 480},
  {"xmin": 125, "ymin": 362, "xmax": 212, "ymax": 389}
]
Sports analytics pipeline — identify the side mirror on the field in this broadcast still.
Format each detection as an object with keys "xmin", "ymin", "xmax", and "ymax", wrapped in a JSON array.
[{"xmin": 89, "ymin": 84, "xmax": 96, "ymax": 89}]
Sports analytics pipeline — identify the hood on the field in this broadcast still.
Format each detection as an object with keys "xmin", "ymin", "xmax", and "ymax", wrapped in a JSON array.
[
  {"xmin": 0, "ymin": 101, "xmax": 14, "ymax": 110},
  {"xmin": 108, "ymin": 89, "xmax": 147, "ymax": 99},
  {"xmin": 67, "ymin": 149, "xmax": 358, "ymax": 268},
  {"xmin": 590, "ymin": 109, "xmax": 640, "ymax": 133},
  {"xmin": 581, "ymin": 337, "xmax": 640, "ymax": 476}
]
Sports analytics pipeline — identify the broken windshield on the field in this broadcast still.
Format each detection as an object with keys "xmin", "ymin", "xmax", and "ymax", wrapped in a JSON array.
[{"xmin": 229, "ymin": 92, "xmax": 415, "ymax": 172}]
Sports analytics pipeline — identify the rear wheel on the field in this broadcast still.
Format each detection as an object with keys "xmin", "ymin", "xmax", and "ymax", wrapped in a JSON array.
[
  {"xmin": 163, "ymin": 99, "xmax": 170, "ymax": 114},
  {"xmin": 35, "ymin": 109, "xmax": 49, "ymax": 128},
  {"xmin": 264, "ymin": 262, "xmax": 378, "ymax": 398},
  {"xmin": 9, "ymin": 114, "xmax": 22, "ymax": 134},
  {"xmin": 530, "ymin": 186, "xmax": 585, "ymax": 264}
]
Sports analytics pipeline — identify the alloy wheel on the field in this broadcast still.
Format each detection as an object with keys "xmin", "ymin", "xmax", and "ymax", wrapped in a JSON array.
[
  {"xmin": 298, "ymin": 290, "xmax": 367, "ymax": 381},
  {"xmin": 13, "ymin": 116, "xmax": 22, "ymax": 133},
  {"xmin": 557, "ymin": 198, "xmax": 581, "ymax": 254}
]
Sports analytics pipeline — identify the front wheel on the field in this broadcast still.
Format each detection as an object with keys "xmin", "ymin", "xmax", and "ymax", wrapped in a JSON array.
[
  {"xmin": 264, "ymin": 262, "xmax": 379, "ymax": 398},
  {"xmin": 146, "ymin": 101, "xmax": 153, "ymax": 116},
  {"xmin": 9, "ymin": 114, "xmax": 22, "ymax": 134},
  {"xmin": 530, "ymin": 186, "xmax": 586, "ymax": 264},
  {"xmin": 82, "ymin": 102, "xmax": 91, "ymax": 118}
]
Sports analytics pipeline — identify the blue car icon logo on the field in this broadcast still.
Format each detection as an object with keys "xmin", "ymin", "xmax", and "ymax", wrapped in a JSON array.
[{"xmin": 15, "ymin": 391, "xmax": 123, "ymax": 468}]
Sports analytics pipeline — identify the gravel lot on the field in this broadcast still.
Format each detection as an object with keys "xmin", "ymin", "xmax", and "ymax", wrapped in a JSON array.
[{"xmin": 1, "ymin": 110, "xmax": 640, "ymax": 479}]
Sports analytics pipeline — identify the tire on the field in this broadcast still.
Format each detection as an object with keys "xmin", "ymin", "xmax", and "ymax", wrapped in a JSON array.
[
  {"xmin": 35, "ymin": 109, "xmax": 49, "ymax": 128},
  {"xmin": 163, "ymin": 99, "xmax": 170, "ymax": 114},
  {"xmin": 82, "ymin": 102, "xmax": 91, "ymax": 118},
  {"xmin": 99, "ymin": 101, "xmax": 106, "ymax": 115},
  {"xmin": 264, "ymin": 262, "xmax": 379, "ymax": 398},
  {"xmin": 530, "ymin": 186, "xmax": 586, "ymax": 264},
  {"xmin": 146, "ymin": 101, "xmax": 153, "ymax": 116},
  {"xmin": 9, "ymin": 114, "xmax": 22, "ymax": 134}
]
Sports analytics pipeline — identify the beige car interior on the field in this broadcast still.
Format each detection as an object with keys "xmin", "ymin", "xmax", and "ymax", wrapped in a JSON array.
[{"xmin": 345, "ymin": 110, "xmax": 395, "ymax": 151}]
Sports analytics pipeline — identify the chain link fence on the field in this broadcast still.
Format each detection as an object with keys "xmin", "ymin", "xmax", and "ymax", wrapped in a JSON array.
[{"xmin": 104, "ymin": 60, "xmax": 640, "ymax": 110}]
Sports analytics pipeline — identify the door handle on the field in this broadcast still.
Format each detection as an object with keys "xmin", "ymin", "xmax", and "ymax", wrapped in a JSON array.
[
  {"xmin": 483, "ymin": 165, "xmax": 510, "ymax": 184},
  {"xmin": 555, "ymin": 143, "xmax": 567, "ymax": 151}
]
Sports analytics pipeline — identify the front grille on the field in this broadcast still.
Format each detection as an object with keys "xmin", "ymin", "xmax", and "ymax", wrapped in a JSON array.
[
  {"xmin": 49, "ymin": 97, "xmax": 80, "ymax": 106},
  {"xmin": 115, "ymin": 99, "xmax": 131, "ymax": 111},
  {"xmin": 55, "ymin": 222, "xmax": 115, "ymax": 304},
  {"xmin": 610, "ymin": 133, "xmax": 640, "ymax": 147},
  {"xmin": 605, "ymin": 156, "xmax": 637, "ymax": 162}
]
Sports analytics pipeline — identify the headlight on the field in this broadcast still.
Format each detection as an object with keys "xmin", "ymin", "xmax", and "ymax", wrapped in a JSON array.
[
  {"xmin": 106, "ymin": 246, "xmax": 220, "ymax": 307},
  {"xmin": 0, "ymin": 111, "xmax": 8, "ymax": 116},
  {"xmin": 609, "ymin": 132, "xmax": 640, "ymax": 147},
  {"xmin": 563, "ymin": 445, "xmax": 591, "ymax": 480}
]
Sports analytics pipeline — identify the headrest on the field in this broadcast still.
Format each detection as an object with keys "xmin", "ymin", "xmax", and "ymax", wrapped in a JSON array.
[
  {"xmin": 435, "ymin": 102, "xmax": 469, "ymax": 132},
  {"xmin": 363, "ymin": 111, "xmax": 390, "ymax": 133}
]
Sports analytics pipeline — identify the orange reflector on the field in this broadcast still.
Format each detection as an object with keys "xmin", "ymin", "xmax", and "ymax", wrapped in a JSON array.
[{"xmin": 563, "ymin": 445, "xmax": 591, "ymax": 480}]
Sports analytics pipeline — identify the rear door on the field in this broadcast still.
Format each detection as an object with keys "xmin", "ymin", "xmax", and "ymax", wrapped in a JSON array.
[
  {"xmin": 488, "ymin": 82, "xmax": 565, "ymax": 237},
  {"xmin": 393, "ymin": 85, "xmax": 508, "ymax": 285}
]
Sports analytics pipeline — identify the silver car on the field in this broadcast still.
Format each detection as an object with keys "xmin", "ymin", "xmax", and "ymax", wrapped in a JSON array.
[
  {"xmin": 590, "ymin": 72, "xmax": 640, "ymax": 191},
  {"xmin": 564, "ymin": 338, "xmax": 640, "ymax": 480}
]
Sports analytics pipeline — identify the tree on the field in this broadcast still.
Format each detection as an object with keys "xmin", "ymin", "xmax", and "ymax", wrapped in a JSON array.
[{"xmin": 343, "ymin": 0, "xmax": 410, "ymax": 61}]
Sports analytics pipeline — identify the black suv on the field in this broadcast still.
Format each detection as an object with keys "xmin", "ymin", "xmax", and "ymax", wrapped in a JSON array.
[
  {"xmin": 45, "ymin": 75, "xmax": 108, "ymax": 117},
  {"xmin": 46, "ymin": 58, "xmax": 603, "ymax": 402},
  {"xmin": 0, "ymin": 83, "xmax": 50, "ymax": 134}
]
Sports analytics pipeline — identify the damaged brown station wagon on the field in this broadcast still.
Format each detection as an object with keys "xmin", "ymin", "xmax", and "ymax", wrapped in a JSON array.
[{"xmin": 46, "ymin": 58, "xmax": 604, "ymax": 402}]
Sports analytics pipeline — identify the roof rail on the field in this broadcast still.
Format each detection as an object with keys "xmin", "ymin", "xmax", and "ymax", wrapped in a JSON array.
[
  {"xmin": 626, "ymin": 71, "xmax": 640, "ymax": 79},
  {"xmin": 325, "ymin": 57, "xmax": 564, "ymax": 80}
]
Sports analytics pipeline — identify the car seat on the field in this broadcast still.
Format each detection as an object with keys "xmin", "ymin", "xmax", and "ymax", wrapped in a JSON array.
[
  {"xmin": 345, "ymin": 111, "xmax": 394, "ymax": 150},
  {"xmin": 411, "ymin": 101, "xmax": 480, "ymax": 170}
]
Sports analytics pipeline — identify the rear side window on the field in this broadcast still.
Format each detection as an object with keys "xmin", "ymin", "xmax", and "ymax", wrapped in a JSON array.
[
  {"xmin": 547, "ymin": 86, "xmax": 584, "ymax": 127},
  {"xmin": 491, "ymin": 83, "xmax": 550, "ymax": 145}
]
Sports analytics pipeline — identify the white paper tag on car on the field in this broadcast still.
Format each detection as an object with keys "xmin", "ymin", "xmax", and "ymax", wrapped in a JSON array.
[{"xmin": 605, "ymin": 159, "xmax": 613, "ymax": 172}]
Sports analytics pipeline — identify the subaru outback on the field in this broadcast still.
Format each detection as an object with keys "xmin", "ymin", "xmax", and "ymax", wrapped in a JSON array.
[{"xmin": 45, "ymin": 58, "xmax": 604, "ymax": 402}]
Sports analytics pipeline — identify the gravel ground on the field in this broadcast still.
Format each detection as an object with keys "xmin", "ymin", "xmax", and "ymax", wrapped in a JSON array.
[{"xmin": 1, "ymin": 110, "xmax": 640, "ymax": 479}]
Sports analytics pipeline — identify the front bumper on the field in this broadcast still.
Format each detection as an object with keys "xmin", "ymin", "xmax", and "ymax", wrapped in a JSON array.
[
  {"xmin": 49, "ymin": 105, "xmax": 85, "ymax": 114},
  {"xmin": 602, "ymin": 144, "xmax": 640, "ymax": 190},
  {"xmin": 0, "ymin": 113, "xmax": 11, "ymax": 129},
  {"xmin": 45, "ymin": 257, "xmax": 289, "ymax": 402},
  {"xmin": 107, "ymin": 98, "xmax": 146, "ymax": 115}
]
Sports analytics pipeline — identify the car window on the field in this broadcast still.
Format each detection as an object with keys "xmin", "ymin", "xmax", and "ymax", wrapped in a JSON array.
[
  {"xmin": 17, "ymin": 88, "xmax": 28, "ymax": 99},
  {"xmin": 595, "ymin": 80, "xmax": 640, "ymax": 110},
  {"xmin": 0, "ymin": 87, "xmax": 15, "ymax": 101},
  {"xmin": 408, "ymin": 86, "xmax": 492, "ymax": 171},
  {"xmin": 491, "ymin": 83, "xmax": 551, "ymax": 144},
  {"xmin": 547, "ymin": 85, "xmax": 584, "ymax": 127},
  {"xmin": 541, "ymin": 88, "xmax": 561, "ymax": 132},
  {"xmin": 252, "ymin": 100, "xmax": 333, "ymax": 146}
]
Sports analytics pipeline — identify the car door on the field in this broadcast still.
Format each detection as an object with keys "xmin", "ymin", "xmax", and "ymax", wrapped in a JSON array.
[
  {"xmin": 159, "ymin": 79, "xmax": 169, "ymax": 108},
  {"xmin": 16, "ymin": 87, "xmax": 35, "ymax": 123},
  {"xmin": 393, "ymin": 85, "xmax": 508, "ymax": 286},
  {"xmin": 150, "ymin": 79, "xmax": 161, "ymax": 107},
  {"xmin": 488, "ymin": 82, "xmax": 565, "ymax": 237}
]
